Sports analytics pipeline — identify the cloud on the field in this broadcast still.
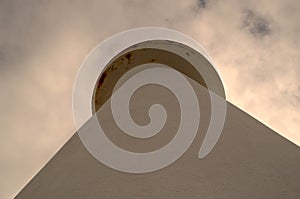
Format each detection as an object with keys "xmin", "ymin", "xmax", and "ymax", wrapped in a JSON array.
[
  {"xmin": 197, "ymin": 0, "xmax": 207, "ymax": 8},
  {"xmin": 194, "ymin": 0, "xmax": 300, "ymax": 145},
  {"xmin": 0, "ymin": 0, "xmax": 299, "ymax": 198},
  {"xmin": 242, "ymin": 9, "xmax": 272, "ymax": 37}
]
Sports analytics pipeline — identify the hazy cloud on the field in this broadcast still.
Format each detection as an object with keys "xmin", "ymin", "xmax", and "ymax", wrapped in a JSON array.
[
  {"xmin": 197, "ymin": 0, "xmax": 207, "ymax": 8},
  {"xmin": 242, "ymin": 9, "xmax": 272, "ymax": 37},
  {"xmin": 0, "ymin": 0, "xmax": 300, "ymax": 198}
]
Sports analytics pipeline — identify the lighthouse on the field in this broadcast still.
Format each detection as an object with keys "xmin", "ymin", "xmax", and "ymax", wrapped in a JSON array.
[{"xmin": 15, "ymin": 28, "xmax": 300, "ymax": 199}]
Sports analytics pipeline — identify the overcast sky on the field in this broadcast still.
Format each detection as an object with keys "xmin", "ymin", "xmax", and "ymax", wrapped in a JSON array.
[{"xmin": 1, "ymin": 0, "xmax": 300, "ymax": 198}]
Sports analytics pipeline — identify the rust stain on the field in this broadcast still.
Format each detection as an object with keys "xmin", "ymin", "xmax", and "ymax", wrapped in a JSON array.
[
  {"xmin": 99, "ymin": 72, "xmax": 107, "ymax": 86},
  {"xmin": 125, "ymin": 53, "xmax": 132, "ymax": 60},
  {"xmin": 125, "ymin": 53, "xmax": 132, "ymax": 64}
]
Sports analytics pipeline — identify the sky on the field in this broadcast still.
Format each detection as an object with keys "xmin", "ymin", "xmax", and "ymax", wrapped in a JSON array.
[{"xmin": 0, "ymin": 0, "xmax": 300, "ymax": 198}]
